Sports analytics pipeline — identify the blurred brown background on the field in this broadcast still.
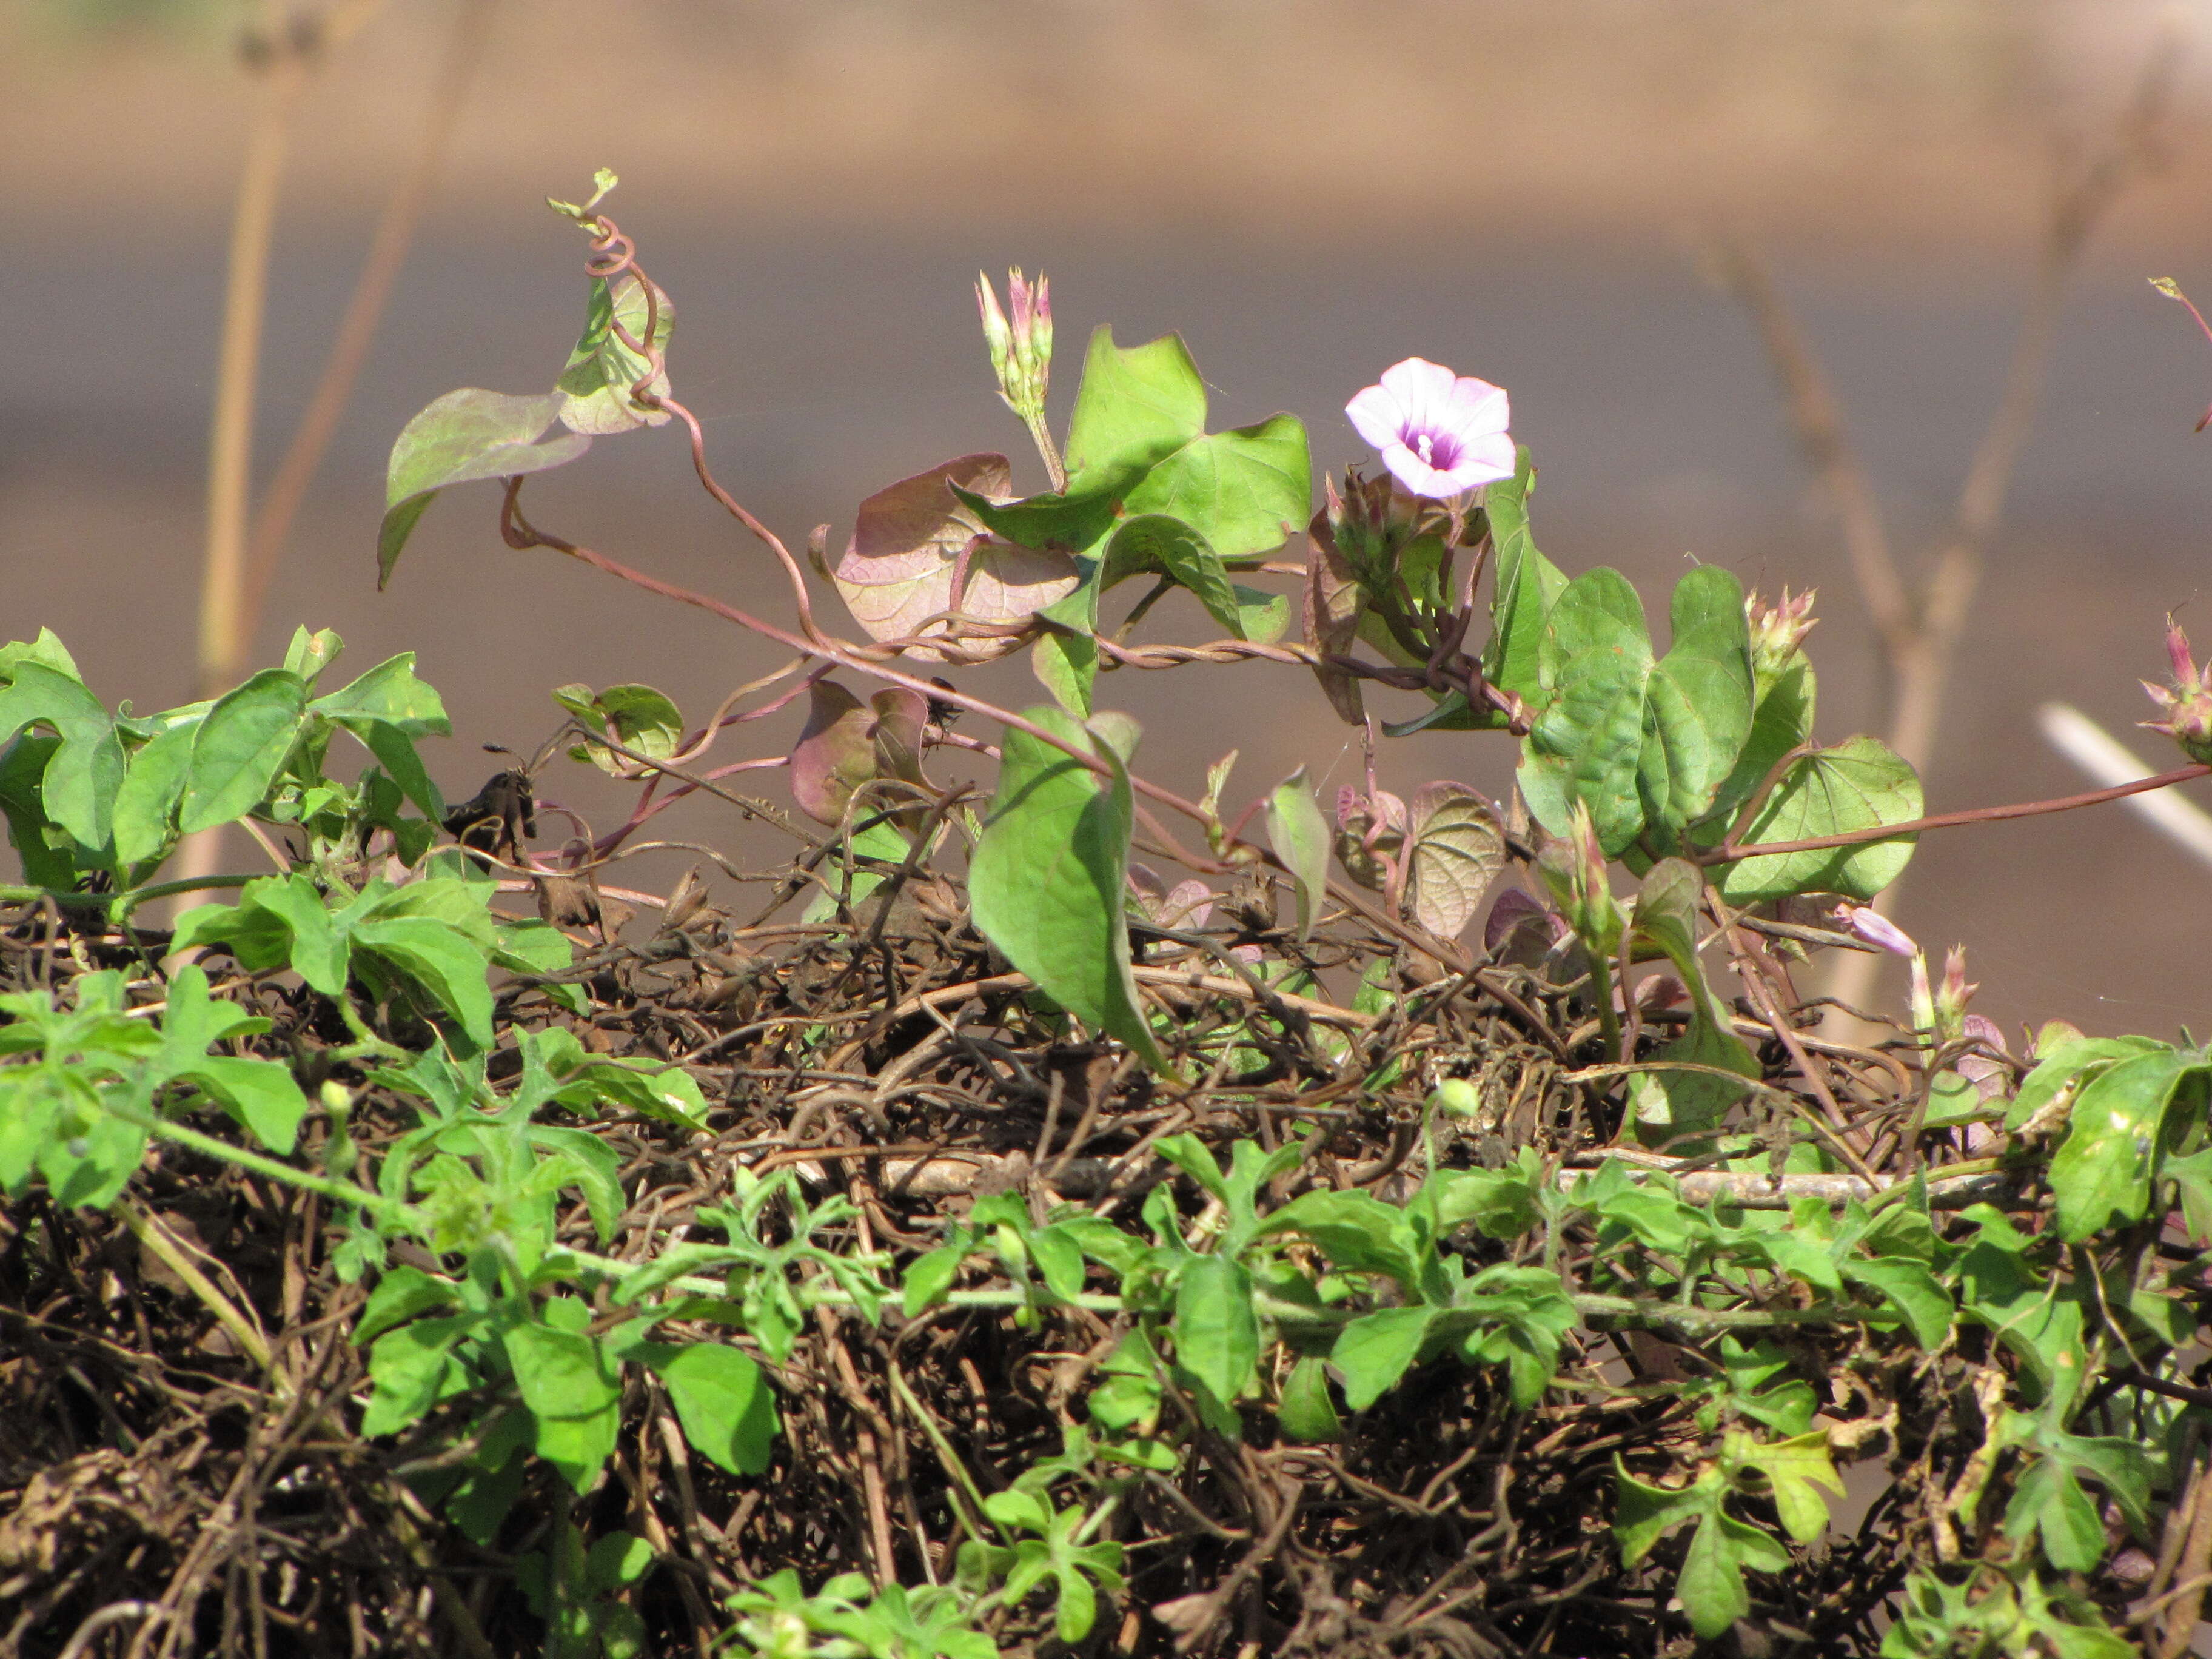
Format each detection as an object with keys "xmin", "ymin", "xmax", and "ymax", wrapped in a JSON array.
[{"xmin": 4, "ymin": 0, "xmax": 2210, "ymax": 1037}]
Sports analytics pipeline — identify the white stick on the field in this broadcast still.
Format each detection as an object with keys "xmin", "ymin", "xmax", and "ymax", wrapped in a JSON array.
[{"xmin": 2037, "ymin": 702, "xmax": 2212, "ymax": 871}]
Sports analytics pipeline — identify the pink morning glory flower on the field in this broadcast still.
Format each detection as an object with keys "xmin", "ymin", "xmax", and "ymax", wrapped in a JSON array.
[{"xmin": 1345, "ymin": 357, "xmax": 1515, "ymax": 499}]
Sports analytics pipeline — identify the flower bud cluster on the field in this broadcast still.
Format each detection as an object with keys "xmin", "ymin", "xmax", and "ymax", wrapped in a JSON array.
[
  {"xmin": 1745, "ymin": 587, "xmax": 1817, "ymax": 691},
  {"xmin": 976, "ymin": 268, "xmax": 1054, "ymax": 450},
  {"xmin": 2141, "ymin": 617, "xmax": 2212, "ymax": 765}
]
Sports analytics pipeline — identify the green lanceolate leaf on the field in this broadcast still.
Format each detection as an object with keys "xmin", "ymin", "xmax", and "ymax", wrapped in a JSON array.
[
  {"xmin": 281, "ymin": 625, "xmax": 344, "ymax": 685},
  {"xmin": 352, "ymin": 916, "xmax": 495, "ymax": 1048},
  {"xmin": 180, "ymin": 669, "xmax": 307, "ymax": 834},
  {"xmin": 307, "ymin": 652, "xmax": 451, "ymax": 820},
  {"xmin": 1840, "ymin": 1256, "xmax": 1953, "ymax": 1349},
  {"xmin": 1332, "ymin": 1307, "xmax": 1437, "ymax": 1410},
  {"xmin": 379, "ymin": 389, "xmax": 592, "ymax": 588},
  {"xmin": 1058, "ymin": 324, "xmax": 1309, "ymax": 555},
  {"xmin": 111, "ymin": 719, "xmax": 196, "ymax": 868},
  {"xmin": 1715, "ymin": 736, "xmax": 1922, "ymax": 905},
  {"xmin": 1624, "ymin": 858, "xmax": 1757, "ymax": 1143},
  {"xmin": 503, "ymin": 1319, "xmax": 622, "ymax": 1493},
  {"xmin": 1266, "ymin": 768, "xmax": 1330, "ymax": 941},
  {"xmin": 1640, "ymin": 566, "xmax": 1754, "ymax": 840},
  {"xmin": 554, "ymin": 682, "xmax": 686, "ymax": 776},
  {"xmin": 1232, "ymin": 584, "xmax": 1289, "ymax": 642},
  {"xmin": 310, "ymin": 652, "xmax": 450, "ymax": 737},
  {"xmin": 1278, "ymin": 1354, "xmax": 1342, "ymax": 1442},
  {"xmin": 1704, "ymin": 657, "xmax": 1815, "ymax": 829},
  {"xmin": 1172, "ymin": 1253, "xmax": 1260, "ymax": 1418},
  {"xmin": 950, "ymin": 476, "xmax": 1122, "ymax": 558},
  {"xmin": 2005, "ymin": 1455, "xmax": 2106, "ymax": 1571},
  {"xmin": 1102, "ymin": 515, "xmax": 1248, "ymax": 636},
  {"xmin": 1524, "ymin": 566, "xmax": 1755, "ymax": 854},
  {"xmin": 1526, "ymin": 568, "xmax": 1654, "ymax": 854},
  {"xmin": 0, "ymin": 629, "xmax": 83, "ymax": 684},
  {"xmin": 1679, "ymin": 1513, "xmax": 1788, "ymax": 1638},
  {"xmin": 969, "ymin": 708, "xmax": 1169, "ymax": 1073},
  {"xmin": 1478, "ymin": 448, "xmax": 1567, "ymax": 714},
  {"xmin": 0, "ymin": 736, "xmax": 77, "ymax": 890},
  {"xmin": 153, "ymin": 964, "xmax": 312, "ymax": 1152},
  {"xmin": 1033, "ymin": 628, "xmax": 1100, "ymax": 717}
]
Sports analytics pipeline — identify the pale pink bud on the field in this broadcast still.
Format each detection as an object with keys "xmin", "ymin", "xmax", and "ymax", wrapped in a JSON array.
[
  {"xmin": 2140, "ymin": 615, "xmax": 2212, "ymax": 764},
  {"xmin": 977, "ymin": 268, "xmax": 1053, "ymax": 427},
  {"xmin": 1832, "ymin": 903, "xmax": 1917, "ymax": 958},
  {"xmin": 976, "ymin": 273, "xmax": 1013, "ymax": 381},
  {"xmin": 1746, "ymin": 587, "xmax": 1818, "ymax": 686},
  {"xmin": 1934, "ymin": 947, "xmax": 1977, "ymax": 1044}
]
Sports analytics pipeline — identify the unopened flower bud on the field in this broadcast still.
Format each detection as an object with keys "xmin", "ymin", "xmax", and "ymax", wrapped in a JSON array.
[
  {"xmin": 1835, "ymin": 903, "xmax": 1937, "ymax": 1030},
  {"xmin": 975, "ymin": 272, "xmax": 1014, "ymax": 384},
  {"xmin": 1746, "ymin": 587, "xmax": 1818, "ymax": 692},
  {"xmin": 1010, "ymin": 269, "xmax": 1051, "ymax": 386},
  {"xmin": 1323, "ymin": 468, "xmax": 1407, "ymax": 582},
  {"xmin": 2140, "ymin": 615, "xmax": 2212, "ymax": 764},
  {"xmin": 1934, "ymin": 947, "xmax": 1977, "ymax": 1045},
  {"xmin": 1832, "ymin": 903, "xmax": 1916, "ymax": 959},
  {"xmin": 1537, "ymin": 800, "xmax": 1624, "ymax": 959},
  {"xmin": 978, "ymin": 268, "xmax": 1057, "ymax": 474}
]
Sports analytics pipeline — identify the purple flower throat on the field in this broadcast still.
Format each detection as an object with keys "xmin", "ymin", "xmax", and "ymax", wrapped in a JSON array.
[{"xmin": 1409, "ymin": 426, "xmax": 1461, "ymax": 470}]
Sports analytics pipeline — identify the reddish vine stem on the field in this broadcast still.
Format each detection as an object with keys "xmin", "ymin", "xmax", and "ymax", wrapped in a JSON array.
[
  {"xmin": 494, "ymin": 482, "xmax": 1577, "ymax": 1051},
  {"xmin": 1697, "ymin": 762, "xmax": 2212, "ymax": 865}
]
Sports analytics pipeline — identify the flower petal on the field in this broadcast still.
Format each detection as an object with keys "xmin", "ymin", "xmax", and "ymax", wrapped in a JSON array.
[
  {"xmin": 1378, "ymin": 440, "xmax": 1464, "ymax": 500},
  {"xmin": 1345, "ymin": 383, "xmax": 1407, "ymax": 452},
  {"xmin": 1441, "ymin": 376, "xmax": 1510, "ymax": 438},
  {"xmin": 1446, "ymin": 431, "xmax": 1517, "ymax": 488},
  {"xmin": 1378, "ymin": 357, "xmax": 1459, "ymax": 431}
]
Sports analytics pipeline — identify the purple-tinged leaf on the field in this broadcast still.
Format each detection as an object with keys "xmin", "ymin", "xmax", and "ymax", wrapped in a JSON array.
[
  {"xmin": 1483, "ymin": 888, "xmax": 1566, "ymax": 964},
  {"xmin": 1332, "ymin": 785, "xmax": 1406, "ymax": 893},
  {"xmin": 834, "ymin": 455, "xmax": 1080, "ymax": 662},
  {"xmin": 789, "ymin": 680, "xmax": 877, "ymax": 826},
  {"xmin": 1301, "ymin": 505, "xmax": 1366, "ymax": 726},
  {"xmin": 1403, "ymin": 782, "xmax": 1504, "ymax": 940},
  {"xmin": 868, "ymin": 688, "xmax": 929, "ymax": 788},
  {"xmin": 1129, "ymin": 865, "xmax": 1215, "ymax": 932}
]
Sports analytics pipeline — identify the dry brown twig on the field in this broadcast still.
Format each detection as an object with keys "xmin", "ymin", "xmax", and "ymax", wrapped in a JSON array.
[{"xmin": 1710, "ymin": 46, "xmax": 2173, "ymax": 1031}]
